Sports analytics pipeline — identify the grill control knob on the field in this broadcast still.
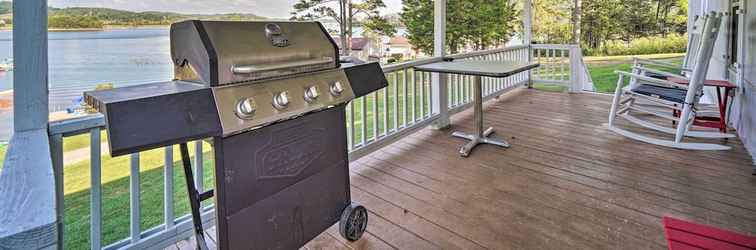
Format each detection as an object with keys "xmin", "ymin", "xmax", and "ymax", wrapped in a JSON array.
[
  {"xmin": 330, "ymin": 81, "xmax": 344, "ymax": 96},
  {"xmin": 235, "ymin": 97, "xmax": 257, "ymax": 119},
  {"xmin": 273, "ymin": 91, "xmax": 290, "ymax": 110},
  {"xmin": 304, "ymin": 85, "xmax": 319, "ymax": 103}
]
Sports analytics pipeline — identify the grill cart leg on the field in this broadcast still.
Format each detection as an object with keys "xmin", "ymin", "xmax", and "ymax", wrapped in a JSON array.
[{"xmin": 179, "ymin": 143, "xmax": 214, "ymax": 250}]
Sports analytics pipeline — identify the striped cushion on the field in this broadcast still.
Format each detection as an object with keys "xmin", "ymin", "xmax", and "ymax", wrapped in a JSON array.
[{"xmin": 631, "ymin": 84, "xmax": 688, "ymax": 104}]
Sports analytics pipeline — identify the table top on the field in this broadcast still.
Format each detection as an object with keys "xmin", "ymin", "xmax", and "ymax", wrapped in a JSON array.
[
  {"xmin": 414, "ymin": 60, "xmax": 540, "ymax": 78},
  {"xmin": 667, "ymin": 77, "xmax": 737, "ymax": 88}
]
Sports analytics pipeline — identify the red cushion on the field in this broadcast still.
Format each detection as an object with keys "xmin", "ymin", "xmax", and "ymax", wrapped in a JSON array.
[{"xmin": 663, "ymin": 216, "xmax": 756, "ymax": 250}]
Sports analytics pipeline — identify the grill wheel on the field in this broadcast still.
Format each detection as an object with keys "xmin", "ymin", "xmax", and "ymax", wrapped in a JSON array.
[{"xmin": 339, "ymin": 202, "xmax": 368, "ymax": 241}]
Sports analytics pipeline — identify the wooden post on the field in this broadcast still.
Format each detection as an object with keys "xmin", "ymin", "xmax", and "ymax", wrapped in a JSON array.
[
  {"xmin": 14, "ymin": 0, "xmax": 49, "ymax": 131},
  {"xmin": 523, "ymin": 0, "xmax": 534, "ymax": 88},
  {"xmin": 0, "ymin": 0, "xmax": 57, "ymax": 249},
  {"xmin": 431, "ymin": 0, "xmax": 449, "ymax": 129}
]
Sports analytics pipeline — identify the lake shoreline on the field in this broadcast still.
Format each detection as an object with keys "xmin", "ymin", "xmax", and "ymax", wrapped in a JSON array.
[{"xmin": 0, "ymin": 25, "xmax": 170, "ymax": 32}]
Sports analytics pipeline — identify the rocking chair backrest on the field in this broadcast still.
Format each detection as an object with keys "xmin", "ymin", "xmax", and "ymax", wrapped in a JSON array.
[
  {"xmin": 681, "ymin": 15, "xmax": 708, "ymax": 73},
  {"xmin": 684, "ymin": 12, "xmax": 723, "ymax": 106}
]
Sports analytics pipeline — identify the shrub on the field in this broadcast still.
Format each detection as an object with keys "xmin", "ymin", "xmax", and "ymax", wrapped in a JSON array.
[{"xmin": 585, "ymin": 34, "xmax": 688, "ymax": 56}]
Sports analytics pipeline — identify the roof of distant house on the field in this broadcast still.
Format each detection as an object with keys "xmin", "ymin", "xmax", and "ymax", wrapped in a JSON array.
[
  {"xmin": 333, "ymin": 37, "xmax": 369, "ymax": 51},
  {"xmin": 389, "ymin": 36, "xmax": 410, "ymax": 45}
]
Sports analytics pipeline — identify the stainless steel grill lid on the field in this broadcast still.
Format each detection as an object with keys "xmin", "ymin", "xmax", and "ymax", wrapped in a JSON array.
[
  {"xmin": 85, "ymin": 20, "xmax": 387, "ymax": 156},
  {"xmin": 171, "ymin": 20, "xmax": 340, "ymax": 86}
]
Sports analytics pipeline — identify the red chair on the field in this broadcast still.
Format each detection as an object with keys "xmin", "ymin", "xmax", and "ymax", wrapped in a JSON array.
[{"xmin": 663, "ymin": 216, "xmax": 756, "ymax": 250}]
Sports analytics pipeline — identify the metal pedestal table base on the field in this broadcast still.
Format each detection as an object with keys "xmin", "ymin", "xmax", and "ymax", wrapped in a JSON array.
[
  {"xmin": 452, "ymin": 128, "xmax": 510, "ymax": 157},
  {"xmin": 451, "ymin": 76, "xmax": 510, "ymax": 157}
]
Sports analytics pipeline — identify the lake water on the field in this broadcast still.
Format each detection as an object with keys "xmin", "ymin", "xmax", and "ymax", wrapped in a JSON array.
[
  {"xmin": 0, "ymin": 28, "xmax": 175, "ymax": 101},
  {"xmin": 0, "ymin": 28, "xmax": 175, "ymax": 141}
]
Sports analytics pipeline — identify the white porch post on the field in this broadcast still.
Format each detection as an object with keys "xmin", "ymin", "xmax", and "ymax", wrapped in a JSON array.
[
  {"xmin": 523, "ymin": 0, "xmax": 532, "ymax": 45},
  {"xmin": 523, "ymin": 0, "xmax": 533, "ymax": 88},
  {"xmin": 431, "ymin": 0, "xmax": 450, "ymax": 129},
  {"xmin": 0, "ymin": 0, "xmax": 58, "ymax": 249}
]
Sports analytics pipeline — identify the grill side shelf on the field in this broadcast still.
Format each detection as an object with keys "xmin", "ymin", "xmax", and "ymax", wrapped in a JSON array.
[
  {"xmin": 342, "ymin": 62, "xmax": 389, "ymax": 98},
  {"xmin": 84, "ymin": 81, "xmax": 222, "ymax": 157}
]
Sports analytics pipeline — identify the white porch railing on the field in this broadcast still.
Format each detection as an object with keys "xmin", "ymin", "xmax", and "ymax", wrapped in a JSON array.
[
  {"xmin": 46, "ymin": 44, "xmax": 579, "ymax": 250},
  {"xmin": 531, "ymin": 44, "xmax": 594, "ymax": 92}
]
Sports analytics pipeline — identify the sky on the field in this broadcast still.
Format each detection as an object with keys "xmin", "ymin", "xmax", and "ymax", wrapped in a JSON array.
[{"xmin": 44, "ymin": 0, "xmax": 405, "ymax": 18}]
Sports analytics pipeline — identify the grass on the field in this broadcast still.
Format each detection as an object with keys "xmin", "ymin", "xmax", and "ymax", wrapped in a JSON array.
[
  {"xmin": 586, "ymin": 56, "xmax": 684, "ymax": 93},
  {"xmin": 63, "ymin": 142, "xmax": 214, "ymax": 249},
  {"xmin": 63, "ymin": 131, "xmax": 109, "ymax": 153}
]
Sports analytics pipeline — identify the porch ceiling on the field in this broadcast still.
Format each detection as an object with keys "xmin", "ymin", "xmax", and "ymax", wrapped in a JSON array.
[{"xmin": 175, "ymin": 88, "xmax": 756, "ymax": 249}]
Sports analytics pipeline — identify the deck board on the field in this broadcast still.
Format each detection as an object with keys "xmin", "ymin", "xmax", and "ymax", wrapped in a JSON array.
[{"xmin": 174, "ymin": 88, "xmax": 755, "ymax": 249}]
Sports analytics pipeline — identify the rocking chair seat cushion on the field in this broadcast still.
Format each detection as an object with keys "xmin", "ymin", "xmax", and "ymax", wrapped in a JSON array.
[{"xmin": 631, "ymin": 84, "xmax": 687, "ymax": 104}]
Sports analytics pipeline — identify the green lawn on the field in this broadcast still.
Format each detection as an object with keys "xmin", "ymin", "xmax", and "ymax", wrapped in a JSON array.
[
  {"xmin": 63, "ymin": 142, "xmax": 214, "ymax": 249},
  {"xmin": 587, "ymin": 56, "xmax": 684, "ymax": 93}
]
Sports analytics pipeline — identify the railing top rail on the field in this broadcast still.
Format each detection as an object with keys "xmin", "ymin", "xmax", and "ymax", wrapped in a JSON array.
[
  {"xmin": 48, "ymin": 114, "xmax": 105, "ymax": 137},
  {"xmin": 531, "ymin": 44, "xmax": 580, "ymax": 49},
  {"xmin": 381, "ymin": 45, "xmax": 530, "ymax": 73}
]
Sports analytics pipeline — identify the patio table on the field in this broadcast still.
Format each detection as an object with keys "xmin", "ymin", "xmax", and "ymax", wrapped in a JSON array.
[{"xmin": 415, "ymin": 59, "xmax": 540, "ymax": 157}]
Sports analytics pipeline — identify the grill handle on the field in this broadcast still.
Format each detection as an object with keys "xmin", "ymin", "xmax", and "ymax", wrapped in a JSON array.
[{"xmin": 232, "ymin": 58, "xmax": 334, "ymax": 74}]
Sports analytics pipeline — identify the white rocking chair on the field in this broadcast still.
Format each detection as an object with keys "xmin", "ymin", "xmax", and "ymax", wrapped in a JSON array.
[
  {"xmin": 605, "ymin": 12, "xmax": 734, "ymax": 151},
  {"xmin": 631, "ymin": 14, "xmax": 705, "ymax": 78}
]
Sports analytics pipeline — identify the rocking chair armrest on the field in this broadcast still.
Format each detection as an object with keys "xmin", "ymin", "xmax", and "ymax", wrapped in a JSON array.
[
  {"xmin": 633, "ymin": 58, "xmax": 684, "ymax": 69},
  {"xmin": 633, "ymin": 66, "xmax": 688, "ymax": 80},
  {"xmin": 614, "ymin": 71, "xmax": 689, "ymax": 89}
]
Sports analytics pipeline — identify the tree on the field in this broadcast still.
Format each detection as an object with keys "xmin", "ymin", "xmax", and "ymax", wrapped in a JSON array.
[
  {"xmin": 291, "ymin": 0, "xmax": 396, "ymax": 56},
  {"xmin": 401, "ymin": 0, "xmax": 519, "ymax": 55},
  {"xmin": 532, "ymin": 0, "xmax": 573, "ymax": 44}
]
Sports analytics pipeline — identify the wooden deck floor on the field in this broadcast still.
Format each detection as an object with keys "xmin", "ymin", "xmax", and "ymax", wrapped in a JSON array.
[{"xmin": 172, "ymin": 88, "xmax": 756, "ymax": 250}]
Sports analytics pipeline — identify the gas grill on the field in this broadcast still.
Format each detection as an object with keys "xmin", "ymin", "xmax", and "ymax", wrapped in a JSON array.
[{"xmin": 84, "ymin": 20, "xmax": 387, "ymax": 250}]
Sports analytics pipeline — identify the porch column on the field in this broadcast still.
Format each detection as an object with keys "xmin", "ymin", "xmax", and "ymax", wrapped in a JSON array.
[
  {"xmin": 523, "ymin": 0, "xmax": 534, "ymax": 88},
  {"xmin": 431, "ymin": 0, "xmax": 450, "ymax": 129},
  {"xmin": 523, "ymin": 0, "xmax": 532, "ymax": 45},
  {"xmin": 0, "ymin": 0, "xmax": 58, "ymax": 249}
]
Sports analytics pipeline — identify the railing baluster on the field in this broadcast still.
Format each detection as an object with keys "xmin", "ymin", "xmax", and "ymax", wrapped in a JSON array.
[
  {"xmin": 561, "ymin": 49, "xmax": 567, "ymax": 81},
  {"xmin": 411, "ymin": 70, "xmax": 417, "ymax": 123},
  {"xmin": 130, "ymin": 152, "xmax": 141, "ymax": 243},
  {"xmin": 426, "ymin": 72, "xmax": 433, "ymax": 118},
  {"xmin": 348, "ymin": 102, "xmax": 354, "ymax": 149},
  {"xmin": 164, "ymin": 146, "xmax": 174, "ymax": 229},
  {"xmin": 372, "ymin": 92, "xmax": 378, "ymax": 140},
  {"xmin": 419, "ymin": 71, "xmax": 426, "ymax": 118},
  {"xmin": 50, "ymin": 134, "xmax": 64, "ymax": 249},
  {"xmin": 361, "ymin": 96, "xmax": 367, "ymax": 145},
  {"xmin": 393, "ymin": 73, "xmax": 399, "ymax": 131},
  {"xmin": 90, "ymin": 128, "xmax": 102, "ymax": 250},
  {"xmin": 194, "ymin": 140, "xmax": 203, "ymax": 193},
  {"xmin": 449, "ymin": 74, "xmax": 455, "ymax": 107},
  {"xmin": 403, "ymin": 69, "xmax": 409, "ymax": 127},
  {"xmin": 456, "ymin": 75, "xmax": 464, "ymax": 105},
  {"xmin": 383, "ymin": 83, "xmax": 389, "ymax": 135},
  {"xmin": 465, "ymin": 75, "xmax": 470, "ymax": 104}
]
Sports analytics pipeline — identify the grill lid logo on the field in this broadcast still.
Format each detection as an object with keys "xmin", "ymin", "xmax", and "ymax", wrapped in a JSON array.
[{"xmin": 265, "ymin": 23, "xmax": 290, "ymax": 47}]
